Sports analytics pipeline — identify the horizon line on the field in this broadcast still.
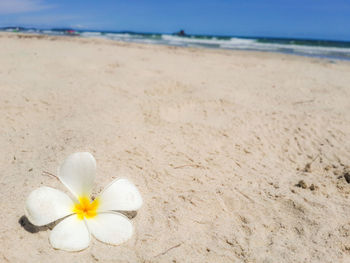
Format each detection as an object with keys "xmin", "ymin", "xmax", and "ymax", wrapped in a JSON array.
[{"xmin": 1, "ymin": 25, "xmax": 350, "ymax": 43}]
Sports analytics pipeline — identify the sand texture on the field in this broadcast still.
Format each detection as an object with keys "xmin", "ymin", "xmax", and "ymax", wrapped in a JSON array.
[{"xmin": 1, "ymin": 33, "xmax": 350, "ymax": 262}]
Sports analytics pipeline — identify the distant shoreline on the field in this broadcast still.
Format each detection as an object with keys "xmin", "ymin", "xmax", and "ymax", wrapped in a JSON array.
[{"xmin": 1, "ymin": 30, "xmax": 350, "ymax": 61}]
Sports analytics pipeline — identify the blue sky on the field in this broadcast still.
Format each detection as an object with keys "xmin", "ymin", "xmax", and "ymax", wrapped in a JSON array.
[{"xmin": 0, "ymin": 0, "xmax": 349, "ymax": 41}]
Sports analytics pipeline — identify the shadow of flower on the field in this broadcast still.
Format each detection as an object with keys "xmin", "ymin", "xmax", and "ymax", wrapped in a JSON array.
[
  {"xmin": 119, "ymin": 210, "xmax": 137, "ymax": 219},
  {"xmin": 18, "ymin": 215, "xmax": 56, "ymax": 233},
  {"xmin": 19, "ymin": 211, "xmax": 137, "ymax": 234}
]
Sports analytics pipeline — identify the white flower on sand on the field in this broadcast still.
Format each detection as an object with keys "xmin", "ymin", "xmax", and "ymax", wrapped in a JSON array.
[{"xmin": 25, "ymin": 152, "xmax": 143, "ymax": 251}]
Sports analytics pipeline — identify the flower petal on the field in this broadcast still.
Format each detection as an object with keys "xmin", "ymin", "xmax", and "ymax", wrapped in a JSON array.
[
  {"xmin": 86, "ymin": 212, "xmax": 133, "ymax": 245},
  {"xmin": 58, "ymin": 152, "xmax": 96, "ymax": 198},
  {"xmin": 97, "ymin": 178, "xmax": 143, "ymax": 212},
  {"xmin": 25, "ymin": 187, "xmax": 74, "ymax": 226},
  {"xmin": 49, "ymin": 215, "xmax": 90, "ymax": 251}
]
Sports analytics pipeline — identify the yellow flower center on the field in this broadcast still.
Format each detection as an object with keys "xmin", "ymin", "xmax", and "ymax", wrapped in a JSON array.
[{"xmin": 72, "ymin": 196, "xmax": 99, "ymax": 220}]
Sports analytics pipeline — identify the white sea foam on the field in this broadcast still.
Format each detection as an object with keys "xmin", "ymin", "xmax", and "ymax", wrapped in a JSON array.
[
  {"xmin": 80, "ymin": 32, "xmax": 102, "ymax": 37},
  {"xmin": 220, "ymin": 40, "xmax": 350, "ymax": 55},
  {"xmin": 161, "ymin": 35, "xmax": 256, "ymax": 46},
  {"xmin": 68, "ymin": 32, "xmax": 348, "ymax": 59}
]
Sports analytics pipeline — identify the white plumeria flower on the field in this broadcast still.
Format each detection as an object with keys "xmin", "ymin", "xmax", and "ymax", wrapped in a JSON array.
[{"xmin": 25, "ymin": 152, "xmax": 143, "ymax": 251}]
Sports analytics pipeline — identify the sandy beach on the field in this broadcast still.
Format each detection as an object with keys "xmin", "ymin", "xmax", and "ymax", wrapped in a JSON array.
[{"xmin": 1, "ymin": 32, "xmax": 350, "ymax": 262}]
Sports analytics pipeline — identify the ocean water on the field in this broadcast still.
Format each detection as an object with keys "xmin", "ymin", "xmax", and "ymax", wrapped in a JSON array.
[{"xmin": 2, "ymin": 27, "xmax": 350, "ymax": 61}]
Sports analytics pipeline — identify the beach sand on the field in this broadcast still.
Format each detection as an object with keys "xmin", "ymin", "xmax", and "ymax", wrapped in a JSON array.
[{"xmin": 1, "ymin": 32, "xmax": 350, "ymax": 262}]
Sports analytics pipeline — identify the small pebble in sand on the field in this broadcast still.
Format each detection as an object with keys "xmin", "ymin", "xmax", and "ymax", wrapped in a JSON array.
[
  {"xmin": 324, "ymin": 165, "xmax": 331, "ymax": 171},
  {"xmin": 309, "ymin": 184, "xmax": 317, "ymax": 191},
  {"xmin": 296, "ymin": 180, "xmax": 307, "ymax": 189},
  {"xmin": 343, "ymin": 172, "xmax": 350, "ymax": 184},
  {"xmin": 304, "ymin": 163, "xmax": 311, "ymax": 173}
]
